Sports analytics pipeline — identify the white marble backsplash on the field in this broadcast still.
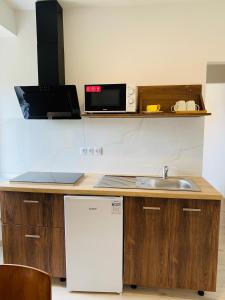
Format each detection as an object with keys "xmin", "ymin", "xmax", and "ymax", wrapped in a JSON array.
[
  {"xmin": 0, "ymin": 117, "xmax": 204, "ymax": 180},
  {"xmin": 1, "ymin": 5, "xmax": 217, "ymax": 180}
]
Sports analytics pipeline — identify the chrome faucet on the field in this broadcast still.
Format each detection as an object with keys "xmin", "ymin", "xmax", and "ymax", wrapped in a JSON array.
[{"xmin": 162, "ymin": 166, "xmax": 169, "ymax": 179}]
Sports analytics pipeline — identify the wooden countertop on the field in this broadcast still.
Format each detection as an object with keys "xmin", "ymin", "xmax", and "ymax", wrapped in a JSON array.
[{"xmin": 0, "ymin": 174, "xmax": 223, "ymax": 200}]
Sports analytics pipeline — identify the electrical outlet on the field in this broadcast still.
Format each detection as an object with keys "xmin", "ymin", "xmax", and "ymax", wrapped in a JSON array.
[
  {"xmin": 88, "ymin": 147, "xmax": 94, "ymax": 155},
  {"xmin": 94, "ymin": 147, "xmax": 103, "ymax": 156},
  {"xmin": 80, "ymin": 147, "xmax": 88, "ymax": 155},
  {"xmin": 80, "ymin": 146, "xmax": 103, "ymax": 156}
]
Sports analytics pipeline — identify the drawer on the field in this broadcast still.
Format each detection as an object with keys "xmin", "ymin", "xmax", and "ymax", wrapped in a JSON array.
[
  {"xmin": 128, "ymin": 197, "xmax": 169, "ymax": 216},
  {"xmin": 2, "ymin": 192, "xmax": 65, "ymax": 227},
  {"xmin": 2, "ymin": 224, "xmax": 50, "ymax": 273},
  {"xmin": 2, "ymin": 192, "xmax": 48, "ymax": 226}
]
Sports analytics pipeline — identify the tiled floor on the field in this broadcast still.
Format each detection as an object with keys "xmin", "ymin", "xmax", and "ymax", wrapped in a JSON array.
[
  {"xmin": 1, "ymin": 202, "xmax": 225, "ymax": 300},
  {"xmin": 0, "ymin": 249, "xmax": 224, "ymax": 300},
  {"xmin": 1, "ymin": 249, "xmax": 225, "ymax": 300}
]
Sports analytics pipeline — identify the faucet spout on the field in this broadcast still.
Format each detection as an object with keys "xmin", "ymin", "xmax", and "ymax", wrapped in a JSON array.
[{"xmin": 162, "ymin": 166, "xmax": 169, "ymax": 179}]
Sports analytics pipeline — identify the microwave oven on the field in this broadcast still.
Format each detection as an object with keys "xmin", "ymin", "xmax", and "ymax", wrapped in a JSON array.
[{"xmin": 84, "ymin": 84, "xmax": 137, "ymax": 113}]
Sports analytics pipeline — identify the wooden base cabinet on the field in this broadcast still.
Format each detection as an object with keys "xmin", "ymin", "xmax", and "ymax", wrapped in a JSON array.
[
  {"xmin": 1, "ymin": 192, "xmax": 66, "ymax": 278},
  {"xmin": 124, "ymin": 197, "xmax": 171, "ymax": 288},
  {"xmin": 1, "ymin": 191, "xmax": 221, "ymax": 290},
  {"xmin": 170, "ymin": 199, "xmax": 220, "ymax": 291},
  {"xmin": 124, "ymin": 197, "xmax": 220, "ymax": 292}
]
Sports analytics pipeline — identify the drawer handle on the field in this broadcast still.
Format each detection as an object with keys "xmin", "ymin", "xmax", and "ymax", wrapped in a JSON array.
[
  {"xmin": 25, "ymin": 235, "xmax": 40, "ymax": 239},
  {"xmin": 23, "ymin": 200, "xmax": 39, "ymax": 204},
  {"xmin": 143, "ymin": 206, "xmax": 160, "ymax": 210},
  {"xmin": 183, "ymin": 208, "xmax": 201, "ymax": 212}
]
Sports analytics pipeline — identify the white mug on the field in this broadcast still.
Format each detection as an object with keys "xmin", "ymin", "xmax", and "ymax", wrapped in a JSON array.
[
  {"xmin": 171, "ymin": 100, "xmax": 186, "ymax": 112},
  {"xmin": 186, "ymin": 100, "xmax": 200, "ymax": 111}
]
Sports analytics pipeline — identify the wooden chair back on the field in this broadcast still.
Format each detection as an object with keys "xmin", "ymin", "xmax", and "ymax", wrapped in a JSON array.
[{"xmin": 0, "ymin": 264, "xmax": 51, "ymax": 300}]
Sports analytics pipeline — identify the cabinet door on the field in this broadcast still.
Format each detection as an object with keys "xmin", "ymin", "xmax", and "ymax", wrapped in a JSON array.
[
  {"xmin": 49, "ymin": 227, "xmax": 66, "ymax": 278},
  {"xmin": 124, "ymin": 197, "xmax": 171, "ymax": 288},
  {"xmin": 2, "ymin": 192, "xmax": 48, "ymax": 226},
  {"xmin": 2, "ymin": 224, "xmax": 50, "ymax": 273},
  {"xmin": 170, "ymin": 199, "xmax": 220, "ymax": 291}
]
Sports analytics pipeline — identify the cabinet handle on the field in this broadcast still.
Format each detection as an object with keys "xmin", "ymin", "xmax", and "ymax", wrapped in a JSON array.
[
  {"xmin": 183, "ymin": 208, "xmax": 201, "ymax": 212},
  {"xmin": 25, "ymin": 235, "xmax": 40, "ymax": 239},
  {"xmin": 143, "ymin": 206, "xmax": 160, "ymax": 210},
  {"xmin": 23, "ymin": 200, "xmax": 39, "ymax": 204}
]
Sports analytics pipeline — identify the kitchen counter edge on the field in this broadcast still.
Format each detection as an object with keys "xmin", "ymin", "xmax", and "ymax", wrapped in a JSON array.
[{"xmin": 0, "ymin": 174, "xmax": 223, "ymax": 201}]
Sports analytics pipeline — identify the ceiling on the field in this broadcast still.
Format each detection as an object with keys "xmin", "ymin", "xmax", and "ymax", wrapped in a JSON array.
[{"xmin": 6, "ymin": 0, "xmax": 206, "ymax": 10}]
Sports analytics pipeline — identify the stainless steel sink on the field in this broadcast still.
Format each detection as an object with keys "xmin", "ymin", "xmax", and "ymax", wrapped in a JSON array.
[
  {"xmin": 136, "ymin": 177, "xmax": 200, "ymax": 191},
  {"xmin": 95, "ymin": 175, "xmax": 200, "ymax": 192}
]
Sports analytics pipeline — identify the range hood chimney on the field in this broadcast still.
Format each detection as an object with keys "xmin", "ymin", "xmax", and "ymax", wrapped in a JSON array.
[
  {"xmin": 36, "ymin": 0, "xmax": 65, "ymax": 86},
  {"xmin": 15, "ymin": 0, "xmax": 81, "ymax": 119}
]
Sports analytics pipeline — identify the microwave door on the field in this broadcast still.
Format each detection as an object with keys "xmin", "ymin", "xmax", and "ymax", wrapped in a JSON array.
[{"xmin": 85, "ymin": 84, "xmax": 126, "ymax": 112}]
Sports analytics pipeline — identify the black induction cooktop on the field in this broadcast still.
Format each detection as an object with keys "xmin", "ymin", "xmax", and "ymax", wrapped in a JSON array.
[{"xmin": 10, "ymin": 172, "xmax": 84, "ymax": 184}]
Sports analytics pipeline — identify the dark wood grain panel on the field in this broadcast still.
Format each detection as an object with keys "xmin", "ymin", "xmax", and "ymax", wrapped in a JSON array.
[
  {"xmin": 1, "ymin": 192, "xmax": 66, "ymax": 278},
  {"xmin": 0, "ymin": 192, "xmax": 3, "ymax": 223},
  {"xmin": 0, "ymin": 192, "xmax": 4, "ymax": 203},
  {"xmin": 46, "ymin": 194, "xmax": 64, "ymax": 228},
  {"xmin": 49, "ymin": 227, "xmax": 66, "ymax": 277},
  {"xmin": 169, "ymin": 199, "xmax": 220, "ymax": 291},
  {"xmin": 2, "ymin": 192, "xmax": 48, "ymax": 226},
  {"xmin": 124, "ymin": 197, "xmax": 171, "ymax": 288},
  {"xmin": 2, "ymin": 224, "xmax": 50, "ymax": 273},
  {"xmin": 123, "ymin": 197, "xmax": 220, "ymax": 292},
  {"xmin": 2, "ymin": 192, "xmax": 65, "ymax": 228}
]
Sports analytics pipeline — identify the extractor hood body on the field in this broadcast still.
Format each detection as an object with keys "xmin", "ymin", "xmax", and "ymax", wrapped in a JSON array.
[{"xmin": 15, "ymin": 0, "xmax": 81, "ymax": 119}]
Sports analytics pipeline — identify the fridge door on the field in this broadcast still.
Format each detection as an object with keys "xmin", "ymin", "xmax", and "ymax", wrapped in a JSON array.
[{"xmin": 64, "ymin": 196, "xmax": 123, "ymax": 293}]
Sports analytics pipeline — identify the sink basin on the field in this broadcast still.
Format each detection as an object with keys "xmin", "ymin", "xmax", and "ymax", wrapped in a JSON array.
[
  {"xmin": 95, "ymin": 175, "xmax": 200, "ymax": 192},
  {"xmin": 136, "ymin": 177, "xmax": 200, "ymax": 192}
]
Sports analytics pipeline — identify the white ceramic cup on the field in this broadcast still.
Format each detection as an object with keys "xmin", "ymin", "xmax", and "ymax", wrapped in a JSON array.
[
  {"xmin": 186, "ymin": 100, "xmax": 200, "ymax": 111},
  {"xmin": 171, "ymin": 100, "xmax": 186, "ymax": 112}
]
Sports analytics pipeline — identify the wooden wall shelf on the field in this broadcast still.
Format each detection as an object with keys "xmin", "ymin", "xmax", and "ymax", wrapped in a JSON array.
[
  {"xmin": 139, "ymin": 84, "xmax": 208, "ymax": 114},
  {"xmin": 82, "ymin": 85, "xmax": 211, "ymax": 119},
  {"xmin": 82, "ymin": 112, "xmax": 211, "ymax": 118}
]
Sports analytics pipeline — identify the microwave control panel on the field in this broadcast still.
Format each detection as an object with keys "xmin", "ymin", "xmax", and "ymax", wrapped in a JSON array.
[{"xmin": 126, "ymin": 86, "xmax": 138, "ymax": 112}]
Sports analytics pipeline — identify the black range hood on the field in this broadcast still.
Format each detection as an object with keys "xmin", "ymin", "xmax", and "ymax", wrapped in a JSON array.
[{"xmin": 15, "ymin": 0, "xmax": 81, "ymax": 119}]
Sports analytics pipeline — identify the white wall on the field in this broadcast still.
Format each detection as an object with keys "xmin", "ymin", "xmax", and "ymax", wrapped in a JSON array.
[
  {"xmin": 203, "ymin": 83, "xmax": 225, "ymax": 196},
  {"xmin": 1, "ymin": 1, "xmax": 225, "ymax": 179}
]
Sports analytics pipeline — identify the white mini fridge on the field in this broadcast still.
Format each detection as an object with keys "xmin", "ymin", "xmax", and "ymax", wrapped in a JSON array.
[{"xmin": 64, "ymin": 195, "xmax": 123, "ymax": 293}]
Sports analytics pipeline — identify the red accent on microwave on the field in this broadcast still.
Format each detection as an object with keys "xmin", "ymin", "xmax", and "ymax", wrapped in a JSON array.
[{"xmin": 86, "ymin": 86, "xmax": 102, "ymax": 92}]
